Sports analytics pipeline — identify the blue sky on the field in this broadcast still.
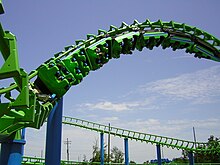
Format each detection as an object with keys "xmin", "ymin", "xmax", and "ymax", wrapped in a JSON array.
[{"xmin": 1, "ymin": 0, "xmax": 220, "ymax": 163}]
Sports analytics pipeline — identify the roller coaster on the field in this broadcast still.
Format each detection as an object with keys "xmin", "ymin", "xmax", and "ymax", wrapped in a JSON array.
[
  {"xmin": 21, "ymin": 116, "xmax": 220, "ymax": 164},
  {"xmin": 62, "ymin": 117, "xmax": 219, "ymax": 153},
  {"xmin": 0, "ymin": 1, "xmax": 220, "ymax": 164},
  {"xmin": 22, "ymin": 116, "xmax": 220, "ymax": 164}
]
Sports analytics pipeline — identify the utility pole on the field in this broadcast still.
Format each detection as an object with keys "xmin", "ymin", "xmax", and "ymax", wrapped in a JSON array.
[
  {"xmin": 64, "ymin": 138, "xmax": 71, "ymax": 162},
  {"xmin": 193, "ymin": 127, "xmax": 197, "ymax": 148},
  {"xmin": 193, "ymin": 127, "xmax": 197, "ymax": 163},
  {"xmin": 41, "ymin": 150, "xmax": 43, "ymax": 163},
  {"xmin": 108, "ymin": 123, "xmax": 111, "ymax": 164}
]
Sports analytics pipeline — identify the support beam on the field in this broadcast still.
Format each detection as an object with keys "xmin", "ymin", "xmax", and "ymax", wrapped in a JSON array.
[
  {"xmin": 124, "ymin": 138, "xmax": 129, "ymax": 165},
  {"xmin": 156, "ymin": 144, "xmax": 162, "ymax": 165},
  {"xmin": 188, "ymin": 151, "xmax": 194, "ymax": 165},
  {"xmin": 100, "ymin": 132, "xmax": 104, "ymax": 165},
  {"xmin": 45, "ymin": 98, "xmax": 63, "ymax": 165},
  {"xmin": 0, "ymin": 129, "xmax": 26, "ymax": 165},
  {"xmin": 0, "ymin": 0, "xmax": 4, "ymax": 14}
]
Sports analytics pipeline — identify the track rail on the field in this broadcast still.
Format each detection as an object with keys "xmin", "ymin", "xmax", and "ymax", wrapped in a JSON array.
[
  {"xmin": 22, "ymin": 156, "xmax": 76, "ymax": 165},
  {"xmin": 34, "ymin": 19, "xmax": 220, "ymax": 98},
  {"xmin": 1, "ymin": 19, "xmax": 220, "ymax": 140},
  {"xmin": 62, "ymin": 116, "xmax": 220, "ymax": 154}
]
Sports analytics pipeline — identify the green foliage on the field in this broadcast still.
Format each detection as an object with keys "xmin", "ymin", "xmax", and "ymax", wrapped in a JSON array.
[
  {"xmin": 110, "ymin": 146, "xmax": 124, "ymax": 163},
  {"xmin": 172, "ymin": 157, "xmax": 188, "ymax": 163},
  {"xmin": 173, "ymin": 135, "xmax": 220, "ymax": 163},
  {"xmin": 130, "ymin": 160, "xmax": 137, "ymax": 164},
  {"xmin": 172, "ymin": 150, "xmax": 189, "ymax": 163},
  {"xmin": 194, "ymin": 135, "xmax": 220, "ymax": 163},
  {"xmin": 90, "ymin": 139, "xmax": 124, "ymax": 163},
  {"xmin": 90, "ymin": 139, "xmax": 108, "ymax": 162},
  {"xmin": 90, "ymin": 139, "xmax": 100, "ymax": 162}
]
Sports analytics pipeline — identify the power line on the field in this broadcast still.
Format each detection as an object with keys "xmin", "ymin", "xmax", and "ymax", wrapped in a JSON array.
[{"xmin": 64, "ymin": 138, "xmax": 71, "ymax": 162}]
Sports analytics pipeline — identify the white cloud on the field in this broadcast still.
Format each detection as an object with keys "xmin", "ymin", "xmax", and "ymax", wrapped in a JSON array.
[
  {"xmin": 76, "ymin": 66, "xmax": 220, "ymax": 115},
  {"xmin": 80, "ymin": 99, "xmax": 158, "ymax": 112},
  {"xmin": 139, "ymin": 66, "xmax": 220, "ymax": 104},
  {"xmin": 167, "ymin": 118, "xmax": 220, "ymax": 130},
  {"xmin": 24, "ymin": 116, "xmax": 220, "ymax": 164},
  {"xmin": 103, "ymin": 116, "xmax": 119, "ymax": 122},
  {"xmin": 116, "ymin": 118, "xmax": 220, "ymax": 141},
  {"xmin": 81, "ymin": 101, "xmax": 133, "ymax": 111},
  {"xmin": 59, "ymin": 65, "xmax": 220, "ymax": 162}
]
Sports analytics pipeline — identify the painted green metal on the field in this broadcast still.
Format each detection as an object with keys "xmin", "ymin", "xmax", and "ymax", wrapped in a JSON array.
[
  {"xmin": 34, "ymin": 20, "xmax": 220, "ymax": 98},
  {"xmin": 22, "ymin": 156, "xmax": 116, "ymax": 165},
  {"xmin": 21, "ymin": 155, "xmax": 220, "ymax": 165},
  {"xmin": 22, "ymin": 156, "xmax": 74, "ymax": 165},
  {"xmin": 0, "ymin": 23, "xmax": 34, "ymax": 141},
  {"xmin": 0, "ymin": 18, "xmax": 220, "ymax": 150},
  {"xmin": 62, "ymin": 116, "xmax": 220, "ymax": 154},
  {"xmin": 0, "ymin": 0, "xmax": 4, "ymax": 14}
]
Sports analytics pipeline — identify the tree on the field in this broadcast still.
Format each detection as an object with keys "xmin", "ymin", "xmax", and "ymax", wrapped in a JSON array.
[
  {"xmin": 90, "ymin": 140, "xmax": 124, "ymax": 164},
  {"xmin": 110, "ymin": 146, "xmax": 124, "ymax": 163},
  {"xmin": 194, "ymin": 135, "xmax": 220, "ymax": 163},
  {"xmin": 82, "ymin": 154, "xmax": 88, "ymax": 165},
  {"xmin": 90, "ymin": 138, "xmax": 108, "ymax": 163},
  {"xmin": 172, "ymin": 150, "xmax": 188, "ymax": 163},
  {"xmin": 130, "ymin": 160, "xmax": 136, "ymax": 164},
  {"xmin": 90, "ymin": 139, "xmax": 100, "ymax": 162},
  {"xmin": 172, "ymin": 157, "xmax": 188, "ymax": 163},
  {"xmin": 173, "ymin": 135, "xmax": 220, "ymax": 163},
  {"xmin": 83, "ymin": 154, "xmax": 87, "ymax": 162}
]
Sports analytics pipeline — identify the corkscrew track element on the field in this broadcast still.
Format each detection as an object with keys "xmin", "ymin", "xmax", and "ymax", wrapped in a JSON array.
[{"xmin": 0, "ymin": 19, "xmax": 220, "ymax": 144}]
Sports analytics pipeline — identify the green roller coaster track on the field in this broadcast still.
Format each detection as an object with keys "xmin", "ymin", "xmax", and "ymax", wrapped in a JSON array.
[
  {"xmin": 21, "ymin": 116, "xmax": 220, "ymax": 164},
  {"xmin": 62, "ymin": 116, "xmax": 220, "ymax": 154},
  {"xmin": 21, "ymin": 156, "xmax": 220, "ymax": 165},
  {"xmin": 0, "ymin": 4, "xmax": 220, "ymax": 154},
  {"xmin": 19, "ymin": 115, "xmax": 220, "ymax": 164}
]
